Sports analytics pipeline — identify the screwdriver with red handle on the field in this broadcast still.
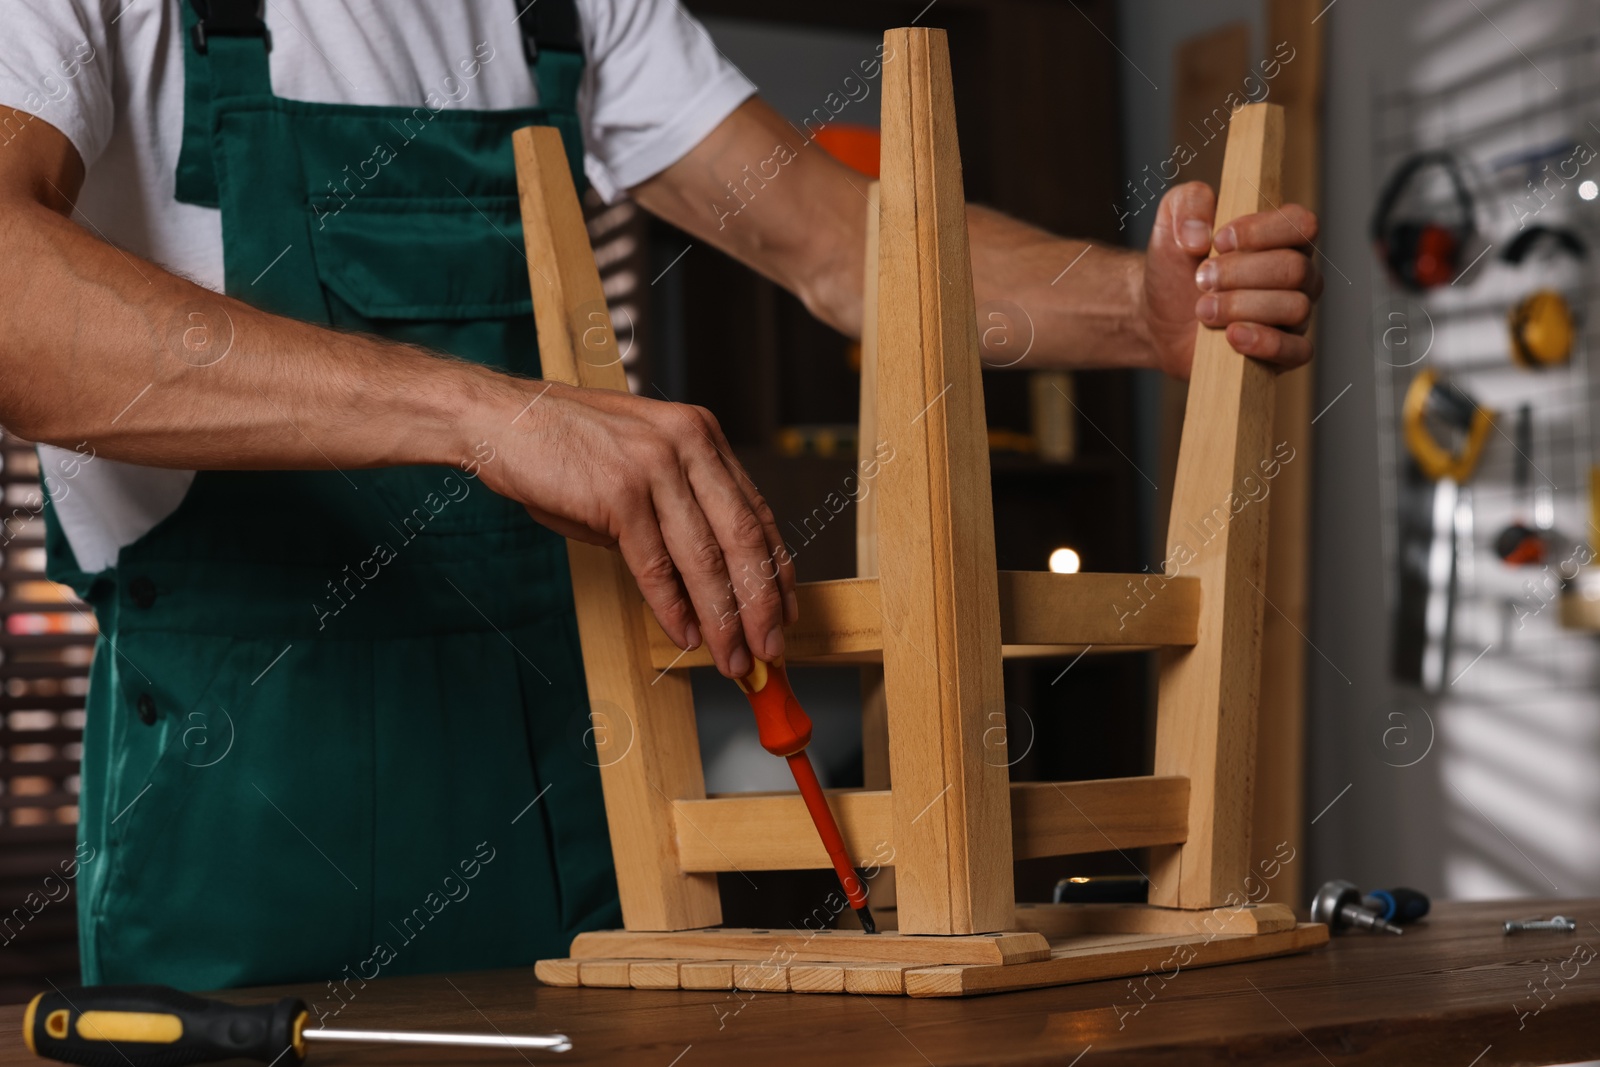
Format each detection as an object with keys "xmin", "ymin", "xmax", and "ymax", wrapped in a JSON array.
[
  {"xmin": 734, "ymin": 657, "xmax": 877, "ymax": 933},
  {"xmin": 22, "ymin": 985, "xmax": 570, "ymax": 1066}
]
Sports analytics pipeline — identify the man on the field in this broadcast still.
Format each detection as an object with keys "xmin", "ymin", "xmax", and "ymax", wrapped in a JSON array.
[{"xmin": 0, "ymin": 0, "xmax": 1321, "ymax": 990}]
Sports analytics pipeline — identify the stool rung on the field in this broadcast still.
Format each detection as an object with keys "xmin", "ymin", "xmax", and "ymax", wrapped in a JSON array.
[
  {"xmin": 673, "ymin": 776, "xmax": 1190, "ymax": 873},
  {"xmin": 643, "ymin": 572, "xmax": 1200, "ymax": 669}
]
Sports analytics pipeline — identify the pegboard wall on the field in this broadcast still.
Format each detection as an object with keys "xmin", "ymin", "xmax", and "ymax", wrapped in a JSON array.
[{"xmin": 1369, "ymin": 19, "xmax": 1600, "ymax": 898}]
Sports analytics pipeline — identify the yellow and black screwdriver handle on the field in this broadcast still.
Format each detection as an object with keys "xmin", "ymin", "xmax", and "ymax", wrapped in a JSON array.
[{"xmin": 25, "ymin": 986, "xmax": 310, "ymax": 1067}]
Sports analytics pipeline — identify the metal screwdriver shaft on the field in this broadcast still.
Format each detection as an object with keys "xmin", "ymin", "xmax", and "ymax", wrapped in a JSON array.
[
  {"xmin": 1335, "ymin": 905, "xmax": 1404, "ymax": 935},
  {"xmin": 305, "ymin": 1028, "xmax": 570, "ymax": 1051}
]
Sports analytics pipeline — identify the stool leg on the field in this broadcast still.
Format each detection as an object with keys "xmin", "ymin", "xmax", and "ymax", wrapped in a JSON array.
[
  {"xmin": 1148, "ymin": 105, "xmax": 1285, "ymax": 910},
  {"xmin": 515, "ymin": 127, "xmax": 722, "ymax": 930},
  {"xmin": 876, "ymin": 28, "xmax": 1013, "ymax": 935}
]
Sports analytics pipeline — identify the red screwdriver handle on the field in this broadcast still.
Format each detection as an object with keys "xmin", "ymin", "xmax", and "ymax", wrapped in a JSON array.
[{"xmin": 735, "ymin": 659, "xmax": 812, "ymax": 757}]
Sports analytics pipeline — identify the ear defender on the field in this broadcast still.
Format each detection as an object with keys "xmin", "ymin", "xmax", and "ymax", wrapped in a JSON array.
[{"xmin": 1372, "ymin": 152, "xmax": 1477, "ymax": 291}]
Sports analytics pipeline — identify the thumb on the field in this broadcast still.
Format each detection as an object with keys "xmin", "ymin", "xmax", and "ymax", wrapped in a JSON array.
[{"xmin": 1150, "ymin": 181, "xmax": 1217, "ymax": 273}]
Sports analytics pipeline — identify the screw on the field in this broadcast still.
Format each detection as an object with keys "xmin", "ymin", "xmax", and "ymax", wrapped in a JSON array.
[{"xmin": 1503, "ymin": 915, "xmax": 1577, "ymax": 934}]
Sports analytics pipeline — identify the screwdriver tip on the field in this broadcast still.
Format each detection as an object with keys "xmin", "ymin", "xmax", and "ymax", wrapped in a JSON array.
[{"xmin": 858, "ymin": 903, "xmax": 878, "ymax": 934}]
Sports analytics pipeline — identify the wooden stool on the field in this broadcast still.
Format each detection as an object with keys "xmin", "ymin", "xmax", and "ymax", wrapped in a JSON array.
[{"xmin": 514, "ymin": 27, "xmax": 1326, "ymax": 997}]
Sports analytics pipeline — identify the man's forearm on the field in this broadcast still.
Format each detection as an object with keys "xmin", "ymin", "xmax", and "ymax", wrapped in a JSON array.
[
  {"xmin": 633, "ymin": 98, "xmax": 1158, "ymax": 373},
  {"xmin": 0, "ymin": 194, "xmax": 514, "ymax": 473},
  {"xmin": 788, "ymin": 196, "xmax": 1158, "ymax": 372},
  {"xmin": 967, "ymin": 207, "xmax": 1153, "ymax": 372}
]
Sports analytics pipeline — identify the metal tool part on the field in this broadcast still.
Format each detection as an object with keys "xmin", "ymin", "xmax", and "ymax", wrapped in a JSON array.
[
  {"xmin": 1503, "ymin": 915, "xmax": 1577, "ymax": 934},
  {"xmin": 307, "ymin": 1029, "xmax": 570, "ymax": 1051},
  {"xmin": 1311, "ymin": 880, "xmax": 1404, "ymax": 935}
]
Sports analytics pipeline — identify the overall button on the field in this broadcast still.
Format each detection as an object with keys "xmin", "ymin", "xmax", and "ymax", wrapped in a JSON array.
[
  {"xmin": 136, "ymin": 694, "xmax": 157, "ymax": 726},
  {"xmin": 128, "ymin": 577, "xmax": 157, "ymax": 609}
]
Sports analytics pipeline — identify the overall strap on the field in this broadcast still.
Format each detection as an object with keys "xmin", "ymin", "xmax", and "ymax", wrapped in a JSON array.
[
  {"xmin": 519, "ymin": 0, "xmax": 584, "ymax": 115},
  {"xmin": 175, "ymin": 0, "xmax": 271, "ymax": 207},
  {"xmin": 174, "ymin": 0, "xmax": 587, "ymax": 209},
  {"xmin": 188, "ymin": 0, "xmax": 271, "ymax": 61}
]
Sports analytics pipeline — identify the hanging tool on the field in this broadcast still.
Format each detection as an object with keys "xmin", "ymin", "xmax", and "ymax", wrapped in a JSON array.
[
  {"xmin": 1395, "ymin": 370, "xmax": 1492, "ymax": 690},
  {"xmin": 1361, "ymin": 885, "xmax": 1431, "ymax": 925},
  {"xmin": 1392, "ymin": 463, "xmax": 1469, "ymax": 691},
  {"xmin": 734, "ymin": 657, "xmax": 877, "ymax": 933},
  {"xmin": 1310, "ymin": 879, "xmax": 1404, "ymax": 935},
  {"xmin": 1509, "ymin": 289, "xmax": 1577, "ymax": 369},
  {"xmin": 1392, "ymin": 457, "xmax": 1449, "ymax": 689},
  {"xmin": 1495, "ymin": 405, "xmax": 1549, "ymax": 565},
  {"xmin": 22, "ymin": 985, "xmax": 570, "ymax": 1066},
  {"xmin": 1532, "ymin": 410, "xmax": 1561, "ymax": 552},
  {"xmin": 1402, "ymin": 369, "xmax": 1494, "ymax": 483},
  {"xmin": 1500, "ymin": 224, "xmax": 1587, "ymax": 267}
]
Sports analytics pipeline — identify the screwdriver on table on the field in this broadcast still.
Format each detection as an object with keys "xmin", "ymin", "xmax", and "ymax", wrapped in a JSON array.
[
  {"xmin": 734, "ymin": 657, "xmax": 877, "ymax": 934},
  {"xmin": 23, "ymin": 985, "xmax": 570, "ymax": 1066},
  {"xmin": 1362, "ymin": 885, "xmax": 1431, "ymax": 926}
]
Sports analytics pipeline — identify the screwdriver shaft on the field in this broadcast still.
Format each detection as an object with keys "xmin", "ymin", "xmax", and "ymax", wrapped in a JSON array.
[
  {"xmin": 308, "ymin": 1028, "xmax": 572, "ymax": 1052},
  {"xmin": 1340, "ymin": 904, "xmax": 1403, "ymax": 935}
]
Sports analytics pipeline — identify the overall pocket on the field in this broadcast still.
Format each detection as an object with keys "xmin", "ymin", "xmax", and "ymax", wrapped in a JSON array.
[
  {"xmin": 308, "ymin": 194, "xmax": 536, "ymax": 344},
  {"xmin": 307, "ymin": 194, "xmax": 542, "ymax": 538}
]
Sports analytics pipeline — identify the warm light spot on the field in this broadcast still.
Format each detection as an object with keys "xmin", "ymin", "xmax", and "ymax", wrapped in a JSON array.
[{"xmin": 1048, "ymin": 547, "xmax": 1081, "ymax": 574}]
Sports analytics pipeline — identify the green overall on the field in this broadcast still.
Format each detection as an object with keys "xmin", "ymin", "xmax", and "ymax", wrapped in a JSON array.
[{"xmin": 42, "ymin": 0, "xmax": 619, "ymax": 990}]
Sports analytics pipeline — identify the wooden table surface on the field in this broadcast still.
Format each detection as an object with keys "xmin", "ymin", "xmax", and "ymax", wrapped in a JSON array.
[{"xmin": 4, "ymin": 900, "xmax": 1598, "ymax": 1067}]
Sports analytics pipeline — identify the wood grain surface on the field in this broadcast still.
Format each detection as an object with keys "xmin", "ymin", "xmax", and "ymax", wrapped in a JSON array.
[{"xmin": 18, "ymin": 901, "xmax": 1593, "ymax": 1066}]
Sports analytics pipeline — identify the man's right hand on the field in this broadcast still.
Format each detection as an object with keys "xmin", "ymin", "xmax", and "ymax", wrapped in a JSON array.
[{"xmin": 471, "ymin": 379, "xmax": 797, "ymax": 679}]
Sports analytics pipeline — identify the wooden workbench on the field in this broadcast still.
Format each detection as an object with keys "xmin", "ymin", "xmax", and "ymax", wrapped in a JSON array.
[{"xmin": 3, "ymin": 901, "xmax": 1596, "ymax": 1066}]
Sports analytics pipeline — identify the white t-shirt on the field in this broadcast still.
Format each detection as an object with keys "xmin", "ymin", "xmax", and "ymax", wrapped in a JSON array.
[{"xmin": 0, "ymin": 0, "xmax": 754, "ymax": 575}]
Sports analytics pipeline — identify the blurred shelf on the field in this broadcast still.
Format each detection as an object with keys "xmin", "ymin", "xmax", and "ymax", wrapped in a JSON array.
[{"xmin": 989, "ymin": 454, "xmax": 1115, "ymax": 479}]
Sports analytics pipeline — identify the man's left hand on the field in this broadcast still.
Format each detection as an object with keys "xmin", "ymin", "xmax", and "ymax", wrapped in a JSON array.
[{"xmin": 1142, "ymin": 180, "xmax": 1323, "ymax": 379}]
